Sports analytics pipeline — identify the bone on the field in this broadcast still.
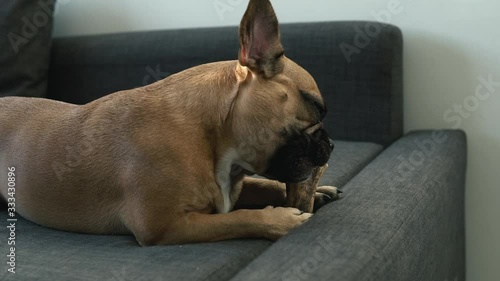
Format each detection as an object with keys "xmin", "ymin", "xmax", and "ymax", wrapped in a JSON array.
[{"xmin": 286, "ymin": 164, "xmax": 328, "ymax": 213}]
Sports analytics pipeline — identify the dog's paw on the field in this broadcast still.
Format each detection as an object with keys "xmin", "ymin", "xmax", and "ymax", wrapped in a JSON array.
[
  {"xmin": 262, "ymin": 206, "xmax": 313, "ymax": 240},
  {"xmin": 313, "ymin": 186, "xmax": 342, "ymax": 212}
]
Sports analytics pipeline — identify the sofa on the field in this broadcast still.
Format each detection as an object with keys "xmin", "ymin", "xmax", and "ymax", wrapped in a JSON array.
[{"xmin": 0, "ymin": 18, "xmax": 466, "ymax": 281}]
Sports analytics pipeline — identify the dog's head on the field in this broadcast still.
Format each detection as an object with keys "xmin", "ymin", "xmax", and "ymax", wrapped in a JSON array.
[{"xmin": 230, "ymin": 0, "xmax": 333, "ymax": 183}]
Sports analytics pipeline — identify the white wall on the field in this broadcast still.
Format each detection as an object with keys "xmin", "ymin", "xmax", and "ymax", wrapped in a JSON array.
[{"xmin": 54, "ymin": 1, "xmax": 500, "ymax": 280}]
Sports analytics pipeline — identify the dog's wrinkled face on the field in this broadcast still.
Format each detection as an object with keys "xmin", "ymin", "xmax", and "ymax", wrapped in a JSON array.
[{"xmin": 232, "ymin": 0, "xmax": 334, "ymax": 183}]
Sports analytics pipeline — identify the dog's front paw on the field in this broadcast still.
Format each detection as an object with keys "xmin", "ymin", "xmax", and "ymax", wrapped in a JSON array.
[
  {"xmin": 262, "ymin": 206, "xmax": 313, "ymax": 240},
  {"xmin": 313, "ymin": 186, "xmax": 342, "ymax": 212}
]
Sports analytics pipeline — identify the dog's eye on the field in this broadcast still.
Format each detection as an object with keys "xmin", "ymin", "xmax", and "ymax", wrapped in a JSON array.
[
  {"xmin": 310, "ymin": 100, "xmax": 327, "ymax": 120},
  {"xmin": 300, "ymin": 91, "xmax": 327, "ymax": 121}
]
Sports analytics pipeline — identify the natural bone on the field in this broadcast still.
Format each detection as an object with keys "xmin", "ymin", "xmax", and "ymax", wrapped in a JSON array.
[{"xmin": 286, "ymin": 164, "xmax": 328, "ymax": 213}]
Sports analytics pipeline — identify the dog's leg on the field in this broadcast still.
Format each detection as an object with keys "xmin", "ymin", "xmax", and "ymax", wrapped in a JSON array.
[
  {"xmin": 234, "ymin": 177, "xmax": 287, "ymax": 209},
  {"xmin": 133, "ymin": 207, "xmax": 311, "ymax": 246},
  {"xmin": 235, "ymin": 176, "xmax": 341, "ymax": 211}
]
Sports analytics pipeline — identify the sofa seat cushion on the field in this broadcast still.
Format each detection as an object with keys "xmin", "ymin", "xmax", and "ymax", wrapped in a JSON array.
[
  {"xmin": 0, "ymin": 141, "xmax": 382, "ymax": 281},
  {"xmin": 320, "ymin": 140, "xmax": 383, "ymax": 188},
  {"xmin": 0, "ymin": 214, "xmax": 272, "ymax": 281}
]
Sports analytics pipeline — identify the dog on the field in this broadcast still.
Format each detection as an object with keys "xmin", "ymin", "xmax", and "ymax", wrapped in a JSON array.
[{"xmin": 0, "ymin": 0, "xmax": 338, "ymax": 246}]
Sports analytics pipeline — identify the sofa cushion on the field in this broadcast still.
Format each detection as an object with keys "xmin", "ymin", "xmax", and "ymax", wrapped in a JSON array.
[
  {"xmin": 0, "ymin": 140, "xmax": 382, "ymax": 281},
  {"xmin": 0, "ymin": 213, "xmax": 272, "ymax": 281},
  {"xmin": 0, "ymin": 0, "xmax": 55, "ymax": 98},
  {"xmin": 320, "ymin": 140, "xmax": 383, "ymax": 188}
]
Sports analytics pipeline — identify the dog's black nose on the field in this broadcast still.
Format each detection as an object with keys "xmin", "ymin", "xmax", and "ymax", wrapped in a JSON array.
[{"xmin": 329, "ymin": 139, "xmax": 335, "ymax": 150}]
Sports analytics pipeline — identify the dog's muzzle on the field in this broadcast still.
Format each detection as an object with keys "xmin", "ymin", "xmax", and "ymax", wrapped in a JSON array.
[{"xmin": 263, "ymin": 123, "xmax": 334, "ymax": 183}]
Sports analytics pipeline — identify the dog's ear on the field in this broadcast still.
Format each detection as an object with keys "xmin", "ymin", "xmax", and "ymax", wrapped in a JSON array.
[{"xmin": 238, "ymin": 0, "xmax": 284, "ymax": 78}]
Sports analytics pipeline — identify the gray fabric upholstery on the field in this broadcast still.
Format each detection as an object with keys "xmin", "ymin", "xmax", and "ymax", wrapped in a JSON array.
[
  {"xmin": 230, "ymin": 130, "xmax": 466, "ymax": 281},
  {"xmin": 320, "ymin": 140, "xmax": 383, "ymax": 188},
  {"xmin": 0, "ymin": 213, "xmax": 271, "ymax": 281},
  {"xmin": 47, "ymin": 21, "xmax": 403, "ymax": 146},
  {"xmin": 0, "ymin": 140, "xmax": 383, "ymax": 281},
  {"xmin": 0, "ymin": 0, "xmax": 55, "ymax": 98}
]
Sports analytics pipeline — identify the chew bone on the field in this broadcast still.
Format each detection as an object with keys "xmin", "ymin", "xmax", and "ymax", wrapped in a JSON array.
[{"xmin": 286, "ymin": 164, "xmax": 328, "ymax": 213}]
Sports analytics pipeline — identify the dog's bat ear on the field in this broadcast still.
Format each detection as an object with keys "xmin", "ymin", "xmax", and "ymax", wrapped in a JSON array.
[{"xmin": 238, "ymin": 0, "xmax": 284, "ymax": 78}]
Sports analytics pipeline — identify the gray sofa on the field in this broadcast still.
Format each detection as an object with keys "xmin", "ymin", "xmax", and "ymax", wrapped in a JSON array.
[{"xmin": 0, "ymin": 22, "xmax": 466, "ymax": 281}]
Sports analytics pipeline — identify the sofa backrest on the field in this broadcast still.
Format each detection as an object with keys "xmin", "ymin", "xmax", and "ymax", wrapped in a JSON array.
[{"xmin": 47, "ymin": 21, "xmax": 403, "ymax": 146}]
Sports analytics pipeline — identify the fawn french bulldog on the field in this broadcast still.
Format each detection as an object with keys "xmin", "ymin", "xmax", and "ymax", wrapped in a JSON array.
[{"xmin": 0, "ymin": 0, "xmax": 338, "ymax": 246}]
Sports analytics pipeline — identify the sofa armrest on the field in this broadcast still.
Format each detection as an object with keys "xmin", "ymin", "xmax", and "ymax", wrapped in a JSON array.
[{"xmin": 230, "ymin": 130, "xmax": 466, "ymax": 281}]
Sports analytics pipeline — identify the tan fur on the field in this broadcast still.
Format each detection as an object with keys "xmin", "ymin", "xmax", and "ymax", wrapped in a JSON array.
[{"xmin": 0, "ymin": 0, "xmax": 329, "ymax": 245}]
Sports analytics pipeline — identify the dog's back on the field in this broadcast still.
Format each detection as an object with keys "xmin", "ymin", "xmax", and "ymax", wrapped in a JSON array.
[{"xmin": 0, "ymin": 96, "xmax": 76, "ymax": 143}]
